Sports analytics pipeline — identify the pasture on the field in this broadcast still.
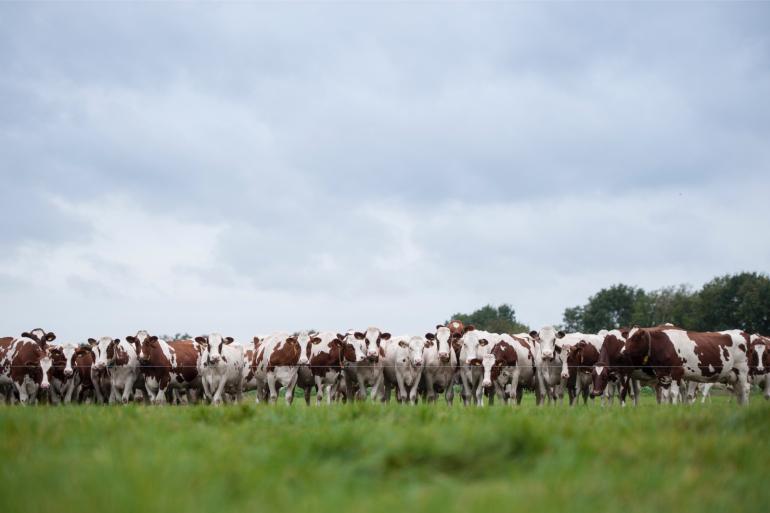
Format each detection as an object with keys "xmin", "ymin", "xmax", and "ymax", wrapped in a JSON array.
[{"xmin": 1, "ymin": 394, "xmax": 767, "ymax": 513}]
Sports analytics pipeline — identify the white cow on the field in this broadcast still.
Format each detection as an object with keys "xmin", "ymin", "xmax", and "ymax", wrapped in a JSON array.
[
  {"xmin": 481, "ymin": 333, "xmax": 541, "ymax": 405},
  {"xmin": 530, "ymin": 327, "xmax": 567, "ymax": 404},
  {"xmin": 422, "ymin": 326, "xmax": 458, "ymax": 404},
  {"xmin": 89, "ymin": 336, "xmax": 139, "ymax": 404},
  {"xmin": 195, "ymin": 333, "xmax": 244, "ymax": 405},
  {"xmin": 382, "ymin": 335, "xmax": 426, "ymax": 404},
  {"xmin": 458, "ymin": 327, "xmax": 496, "ymax": 406},
  {"xmin": 558, "ymin": 332, "xmax": 605, "ymax": 406}
]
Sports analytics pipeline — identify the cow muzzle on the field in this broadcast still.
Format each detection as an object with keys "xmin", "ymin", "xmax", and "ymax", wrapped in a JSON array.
[
  {"xmin": 413, "ymin": 359, "xmax": 423, "ymax": 367},
  {"xmin": 64, "ymin": 369, "xmax": 73, "ymax": 378},
  {"xmin": 561, "ymin": 372, "xmax": 569, "ymax": 380},
  {"xmin": 482, "ymin": 379, "xmax": 492, "ymax": 388},
  {"xmin": 438, "ymin": 352, "xmax": 450, "ymax": 363},
  {"xmin": 40, "ymin": 383, "xmax": 50, "ymax": 390},
  {"xmin": 542, "ymin": 352, "xmax": 554, "ymax": 361},
  {"xmin": 590, "ymin": 389, "xmax": 602, "ymax": 398},
  {"xmin": 367, "ymin": 355, "xmax": 379, "ymax": 363}
]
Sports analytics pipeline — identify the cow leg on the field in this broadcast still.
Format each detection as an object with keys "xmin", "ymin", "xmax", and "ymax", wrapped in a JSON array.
[
  {"xmin": 686, "ymin": 381, "xmax": 698, "ymax": 405},
  {"xmin": 735, "ymin": 372, "xmax": 749, "ymax": 405},
  {"xmin": 460, "ymin": 370, "xmax": 472, "ymax": 406},
  {"xmin": 445, "ymin": 378, "xmax": 455, "ymax": 405},
  {"xmin": 266, "ymin": 372, "xmax": 279, "ymax": 404},
  {"xmin": 409, "ymin": 377, "xmax": 421, "ymax": 405},
  {"xmin": 284, "ymin": 372, "xmax": 299, "ymax": 406},
  {"xmin": 303, "ymin": 386, "xmax": 311, "ymax": 406},
  {"xmin": 763, "ymin": 374, "xmax": 770, "ymax": 400},
  {"xmin": 424, "ymin": 374, "xmax": 436, "ymax": 403},
  {"xmin": 509, "ymin": 369, "xmax": 521, "ymax": 407},
  {"xmin": 313, "ymin": 376, "xmax": 324, "ymax": 405},
  {"xmin": 122, "ymin": 375, "xmax": 136, "ymax": 405}
]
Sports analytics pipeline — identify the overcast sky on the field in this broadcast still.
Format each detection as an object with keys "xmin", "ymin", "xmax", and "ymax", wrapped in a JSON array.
[{"xmin": 1, "ymin": 2, "xmax": 769, "ymax": 343}]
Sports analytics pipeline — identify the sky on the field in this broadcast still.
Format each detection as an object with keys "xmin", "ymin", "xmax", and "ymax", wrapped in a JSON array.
[{"xmin": 1, "ymin": 2, "xmax": 769, "ymax": 343}]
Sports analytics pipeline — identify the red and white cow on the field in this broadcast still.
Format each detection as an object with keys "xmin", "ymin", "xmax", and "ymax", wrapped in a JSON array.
[
  {"xmin": 481, "ymin": 333, "xmax": 540, "ymax": 405},
  {"xmin": 749, "ymin": 334, "xmax": 770, "ymax": 400},
  {"xmin": 89, "ymin": 336, "xmax": 140, "ymax": 404},
  {"xmin": 0, "ymin": 334, "xmax": 53, "ymax": 405},
  {"xmin": 422, "ymin": 325, "xmax": 458, "ymax": 404},
  {"xmin": 340, "ymin": 327, "xmax": 389, "ymax": 402},
  {"xmin": 558, "ymin": 332, "xmax": 605, "ymax": 406},
  {"xmin": 382, "ymin": 335, "xmax": 426, "ymax": 404},
  {"xmin": 252, "ymin": 332, "xmax": 307, "ymax": 405},
  {"xmin": 195, "ymin": 333, "xmax": 244, "ymax": 405},
  {"xmin": 624, "ymin": 326, "xmax": 751, "ymax": 405},
  {"xmin": 72, "ymin": 344, "xmax": 96, "ymax": 403},
  {"xmin": 458, "ymin": 326, "xmax": 496, "ymax": 406},
  {"xmin": 133, "ymin": 333, "xmax": 203, "ymax": 405},
  {"xmin": 47, "ymin": 342, "xmax": 78, "ymax": 404},
  {"xmin": 296, "ymin": 331, "xmax": 345, "ymax": 405}
]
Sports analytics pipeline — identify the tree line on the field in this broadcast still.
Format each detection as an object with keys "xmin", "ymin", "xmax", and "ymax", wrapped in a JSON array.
[{"xmin": 450, "ymin": 272, "xmax": 770, "ymax": 335}]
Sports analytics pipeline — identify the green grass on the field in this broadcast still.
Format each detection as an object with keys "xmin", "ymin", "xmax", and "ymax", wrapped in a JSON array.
[{"xmin": 1, "ymin": 394, "xmax": 768, "ymax": 513}]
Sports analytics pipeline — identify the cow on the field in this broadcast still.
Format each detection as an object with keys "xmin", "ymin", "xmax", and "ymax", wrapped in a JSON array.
[
  {"xmin": 749, "ymin": 334, "xmax": 770, "ymax": 400},
  {"xmin": 481, "ymin": 333, "xmax": 540, "ymax": 405},
  {"xmin": 421, "ymin": 325, "xmax": 458, "ymax": 404},
  {"xmin": 530, "ymin": 326, "xmax": 567, "ymax": 404},
  {"xmin": 382, "ymin": 335, "xmax": 426, "ymax": 404},
  {"xmin": 238, "ymin": 338, "xmax": 259, "ymax": 394},
  {"xmin": 72, "ymin": 344, "xmax": 96, "ymax": 403},
  {"xmin": 0, "ymin": 335, "xmax": 53, "ymax": 405},
  {"xmin": 89, "ymin": 336, "xmax": 140, "ymax": 404},
  {"xmin": 133, "ymin": 333, "xmax": 203, "ymax": 405},
  {"xmin": 47, "ymin": 342, "xmax": 78, "ymax": 405},
  {"xmin": 458, "ymin": 326, "xmax": 496, "ymax": 406},
  {"xmin": 340, "ymin": 327, "xmax": 389, "ymax": 402},
  {"xmin": 558, "ymin": 333, "xmax": 605, "ymax": 406},
  {"xmin": 252, "ymin": 332, "xmax": 306, "ymax": 405},
  {"xmin": 195, "ymin": 333, "xmax": 244, "ymax": 405},
  {"xmin": 296, "ymin": 332, "xmax": 345, "ymax": 405},
  {"xmin": 623, "ymin": 326, "xmax": 751, "ymax": 405}
]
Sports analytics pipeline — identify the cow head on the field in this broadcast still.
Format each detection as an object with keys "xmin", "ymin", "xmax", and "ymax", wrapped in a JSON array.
[
  {"xmin": 534, "ymin": 327, "xmax": 564, "ymax": 361},
  {"xmin": 126, "ymin": 330, "xmax": 158, "ymax": 365},
  {"xmin": 130, "ymin": 332, "xmax": 160, "ymax": 364},
  {"xmin": 48, "ymin": 344, "xmax": 75, "ymax": 380},
  {"xmin": 590, "ymin": 364, "xmax": 610, "ymax": 397},
  {"xmin": 195, "ymin": 334, "xmax": 234, "ymax": 365},
  {"xmin": 21, "ymin": 328, "xmax": 56, "ymax": 349},
  {"xmin": 73, "ymin": 346, "xmax": 95, "ymax": 380},
  {"xmin": 361, "ymin": 327, "xmax": 390, "ymax": 362},
  {"xmin": 89, "ymin": 337, "xmax": 120, "ymax": 370},
  {"xmin": 340, "ymin": 331, "xmax": 367, "ymax": 364},
  {"xmin": 462, "ymin": 327, "xmax": 490, "ymax": 366},
  {"xmin": 294, "ymin": 331, "xmax": 314, "ymax": 366},
  {"xmin": 749, "ymin": 335, "xmax": 769, "ymax": 375},
  {"xmin": 398, "ymin": 336, "xmax": 426, "ymax": 368},
  {"xmin": 428, "ymin": 326, "xmax": 452, "ymax": 363}
]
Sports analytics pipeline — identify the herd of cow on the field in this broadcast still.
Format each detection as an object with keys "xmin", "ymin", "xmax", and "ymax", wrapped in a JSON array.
[{"xmin": 1, "ymin": 322, "xmax": 768, "ymax": 406}]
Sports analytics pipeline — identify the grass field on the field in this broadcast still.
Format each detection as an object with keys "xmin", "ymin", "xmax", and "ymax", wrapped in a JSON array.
[{"xmin": 1, "ymin": 394, "xmax": 768, "ymax": 513}]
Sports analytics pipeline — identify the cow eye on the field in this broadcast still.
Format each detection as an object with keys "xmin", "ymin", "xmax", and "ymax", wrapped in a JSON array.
[{"xmin": 479, "ymin": 340, "xmax": 488, "ymax": 346}]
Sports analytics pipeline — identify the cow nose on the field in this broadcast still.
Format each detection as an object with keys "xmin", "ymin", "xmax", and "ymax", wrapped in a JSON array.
[
  {"xmin": 41, "ymin": 383, "xmax": 50, "ymax": 390},
  {"xmin": 561, "ymin": 372, "xmax": 569, "ymax": 379},
  {"xmin": 482, "ymin": 379, "xmax": 492, "ymax": 388},
  {"xmin": 414, "ymin": 359, "xmax": 423, "ymax": 367},
  {"xmin": 299, "ymin": 357, "xmax": 309, "ymax": 365},
  {"xmin": 64, "ymin": 370, "xmax": 73, "ymax": 377}
]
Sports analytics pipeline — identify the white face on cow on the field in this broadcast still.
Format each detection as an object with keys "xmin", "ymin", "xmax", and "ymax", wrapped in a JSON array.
[
  {"xmin": 398, "ymin": 336, "xmax": 425, "ymax": 367},
  {"xmin": 59, "ymin": 342, "xmax": 77, "ymax": 377},
  {"xmin": 90, "ymin": 337, "xmax": 119, "ymax": 369},
  {"xmin": 462, "ymin": 330, "xmax": 491, "ymax": 365},
  {"xmin": 295, "ymin": 331, "xmax": 312, "ymax": 366},
  {"xmin": 481, "ymin": 353, "xmax": 496, "ymax": 388},
  {"xmin": 39, "ymin": 352, "xmax": 53, "ymax": 390},
  {"xmin": 752, "ymin": 343, "xmax": 766, "ymax": 373},
  {"xmin": 434, "ymin": 327, "xmax": 452, "ymax": 362},
  {"xmin": 535, "ymin": 326, "xmax": 564, "ymax": 361},
  {"xmin": 361, "ymin": 327, "xmax": 390, "ymax": 361},
  {"xmin": 195, "ymin": 333, "xmax": 234, "ymax": 364}
]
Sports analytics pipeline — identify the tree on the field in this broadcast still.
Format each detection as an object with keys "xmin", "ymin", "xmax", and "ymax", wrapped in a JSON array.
[
  {"xmin": 562, "ymin": 306, "xmax": 585, "ymax": 332},
  {"xmin": 448, "ymin": 304, "xmax": 529, "ymax": 334},
  {"xmin": 695, "ymin": 272, "xmax": 770, "ymax": 333},
  {"xmin": 631, "ymin": 285, "xmax": 698, "ymax": 328},
  {"xmin": 577, "ymin": 284, "xmax": 646, "ymax": 332}
]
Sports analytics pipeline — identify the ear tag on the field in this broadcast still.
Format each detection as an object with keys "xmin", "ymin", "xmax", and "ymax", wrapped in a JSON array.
[{"xmin": 643, "ymin": 355, "xmax": 649, "ymax": 365}]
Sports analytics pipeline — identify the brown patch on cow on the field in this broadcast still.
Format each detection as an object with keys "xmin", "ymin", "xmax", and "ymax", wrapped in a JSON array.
[
  {"xmin": 168, "ymin": 340, "xmax": 200, "ymax": 385},
  {"xmin": 268, "ymin": 338, "xmax": 300, "ymax": 371},
  {"xmin": 687, "ymin": 331, "xmax": 735, "ymax": 378},
  {"xmin": 309, "ymin": 337, "xmax": 344, "ymax": 377},
  {"xmin": 490, "ymin": 341, "xmax": 517, "ymax": 383},
  {"xmin": 48, "ymin": 347, "xmax": 67, "ymax": 381},
  {"xmin": 10, "ymin": 340, "xmax": 46, "ymax": 386},
  {"xmin": 73, "ymin": 347, "xmax": 95, "ymax": 392}
]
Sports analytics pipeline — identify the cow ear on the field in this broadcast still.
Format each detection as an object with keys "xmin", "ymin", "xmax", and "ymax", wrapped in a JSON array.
[
  {"xmin": 311, "ymin": 337, "xmax": 322, "ymax": 345},
  {"xmin": 46, "ymin": 332, "xmax": 57, "ymax": 342},
  {"xmin": 464, "ymin": 325, "xmax": 475, "ymax": 333},
  {"xmin": 286, "ymin": 337, "xmax": 298, "ymax": 344},
  {"xmin": 88, "ymin": 338, "xmax": 97, "ymax": 346},
  {"xmin": 126, "ymin": 336, "xmax": 136, "ymax": 343},
  {"xmin": 425, "ymin": 333, "xmax": 435, "ymax": 340},
  {"xmin": 354, "ymin": 332, "xmax": 365, "ymax": 340},
  {"xmin": 113, "ymin": 339, "xmax": 121, "ymax": 344},
  {"xmin": 21, "ymin": 332, "xmax": 32, "ymax": 339},
  {"xmin": 253, "ymin": 336, "xmax": 260, "ymax": 344},
  {"xmin": 451, "ymin": 332, "xmax": 461, "ymax": 339},
  {"xmin": 529, "ymin": 331, "xmax": 538, "ymax": 339},
  {"xmin": 380, "ymin": 333, "xmax": 391, "ymax": 341},
  {"xmin": 398, "ymin": 340, "xmax": 408, "ymax": 348},
  {"xmin": 149, "ymin": 336, "xmax": 158, "ymax": 343},
  {"xmin": 557, "ymin": 331, "xmax": 566, "ymax": 339},
  {"xmin": 555, "ymin": 345, "xmax": 562, "ymax": 353},
  {"xmin": 436, "ymin": 325, "xmax": 443, "ymax": 330},
  {"xmin": 194, "ymin": 336, "xmax": 207, "ymax": 344},
  {"xmin": 224, "ymin": 337, "xmax": 234, "ymax": 344}
]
